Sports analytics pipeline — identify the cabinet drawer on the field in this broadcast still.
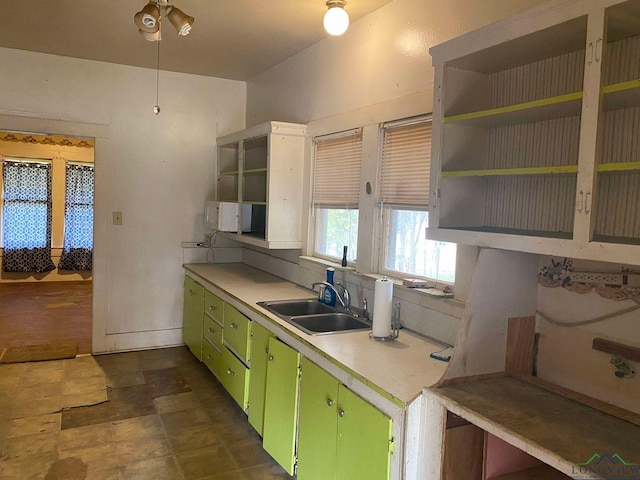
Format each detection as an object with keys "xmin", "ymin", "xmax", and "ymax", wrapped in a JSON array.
[
  {"xmin": 204, "ymin": 290, "xmax": 224, "ymax": 323},
  {"xmin": 223, "ymin": 303, "xmax": 251, "ymax": 362},
  {"xmin": 203, "ymin": 315, "xmax": 223, "ymax": 351},
  {"xmin": 202, "ymin": 339, "xmax": 221, "ymax": 378},
  {"xmin": 221, "ymin": 346, "xmax": 250, "ymax": 410}
]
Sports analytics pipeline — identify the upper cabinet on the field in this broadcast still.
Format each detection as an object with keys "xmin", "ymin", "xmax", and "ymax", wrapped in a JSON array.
[
  {"xmin": 217, "ymin": 121, "xmax": 307, "ymax": 249},
  {"xmin": 428, "ymin": 0, "xmax": 640, "ymax": 265}
]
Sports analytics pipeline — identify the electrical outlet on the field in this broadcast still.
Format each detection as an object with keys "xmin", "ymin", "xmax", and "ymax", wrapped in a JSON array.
[{"xmin": 112, "ymin": 211, "xmax": 123, "ymax": 225}]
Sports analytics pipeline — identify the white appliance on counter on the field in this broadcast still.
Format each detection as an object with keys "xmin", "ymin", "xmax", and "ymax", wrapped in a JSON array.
[{"xmin": 205, "ymin": 201, "xmax": 251, "ymax": 232}]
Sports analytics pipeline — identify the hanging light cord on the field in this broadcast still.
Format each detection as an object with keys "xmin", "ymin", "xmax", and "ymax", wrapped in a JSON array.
[{"xmin": 154, "ymin": 36, "xmax": 161, "ymax": 114}]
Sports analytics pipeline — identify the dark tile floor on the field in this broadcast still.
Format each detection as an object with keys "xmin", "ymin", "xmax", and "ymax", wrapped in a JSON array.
[{"xmin": 0, "ymin": 347, "xmax": 293, "ymax": 480}]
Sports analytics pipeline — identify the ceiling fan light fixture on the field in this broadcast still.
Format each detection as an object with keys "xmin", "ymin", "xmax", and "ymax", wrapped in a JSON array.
[
  {"xmin": 139, "ymin": 28, "xmax": 162, "ymax": 41},
  {"xmin": 134, "ymin": 2, "xmax": 160, "ymax": 33},
  {"xmin": 167, "ymin": 6, "xmax": 195, "ymax": 36},
  {"xmin": 324, "ymin": 0, "xmax": 349, "ymax": 36}
]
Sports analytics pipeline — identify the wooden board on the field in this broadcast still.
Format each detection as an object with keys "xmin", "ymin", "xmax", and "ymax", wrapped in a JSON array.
[
  {"xmin": 443, "ymin": 424, "xmax": 484, "ymax": 480},
  {"xmin": 592, "ymin": 337, "xmax": 640, "ymax": 363},
  {"xmin": 505, "ymin": 317, "xmax": 535, "ymax": 375}
]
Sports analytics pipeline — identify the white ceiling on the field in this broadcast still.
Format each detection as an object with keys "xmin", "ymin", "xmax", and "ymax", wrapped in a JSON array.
[{"xmin": 0, "ymin": 0, "xmax": 393, "ymax": 81}]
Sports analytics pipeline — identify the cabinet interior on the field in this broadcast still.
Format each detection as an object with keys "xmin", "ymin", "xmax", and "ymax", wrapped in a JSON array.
[{"xmin": 436, "ymin": 2, "xmax": 640, "ymax": 245}]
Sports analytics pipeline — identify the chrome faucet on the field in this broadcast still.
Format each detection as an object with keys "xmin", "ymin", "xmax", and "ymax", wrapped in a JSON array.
[{"xmin": 310, "ymin": 281, "xmax": 351, "ymax": 312}]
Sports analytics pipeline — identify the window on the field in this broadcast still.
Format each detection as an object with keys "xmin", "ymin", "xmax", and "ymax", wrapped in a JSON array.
[
  {"xmin": 312, "ymin": 129, "xmax": 362, "ymax": 263},
  {"xmin": 1, "ymin": 159, "xmax": 56, "ymax": 272},
  {"xmin": 379, "ymin": 117, "xmax": 456, "ymax": 283}
]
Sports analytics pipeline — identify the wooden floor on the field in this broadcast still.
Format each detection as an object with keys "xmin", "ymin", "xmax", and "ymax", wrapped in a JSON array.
[{"xmin": 0, "ymin": 281, "xmax": 92, "ymax": 354}]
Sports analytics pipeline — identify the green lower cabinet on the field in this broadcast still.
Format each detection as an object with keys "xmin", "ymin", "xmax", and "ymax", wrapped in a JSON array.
[
  {"xmin": 202, "ymin": 339, "xmax": 221, "ymax": 378},
  {"xmin": 297, "ymin": 358, "xmax": 393, "ymax": 480},
  {"xmin": 336, "ymin": 384, "xmax": 393, "ymax": 480},
  {"xmin": 220, "ymin": 346, "xmax": 250, "ymax": 410},
  {"xmin": 247, "ymin": 322, "xmax": 276, "ymax": 436},
  {"xmin": 297, "ymin": 357, "xmax": 340, "ymax": 480},
  {"xmin": 262, "ymin": 337, "xmax": 300, "ymax": 476},
  {"xmin": 182, "ymin": 277, "xmax": 204, "ymax": 361}
]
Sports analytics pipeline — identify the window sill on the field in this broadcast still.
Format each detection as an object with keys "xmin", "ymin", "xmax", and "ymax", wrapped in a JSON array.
[{"xmin": 298, "ymin": 256, "xmax": 465, "ymax": 319}]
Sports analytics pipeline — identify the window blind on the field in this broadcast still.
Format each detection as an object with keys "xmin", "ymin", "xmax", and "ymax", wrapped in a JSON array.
[
  {"xmin": 379, "ymin": 117, "xmax": 432, "ymax": 208},
  {"xmin": 312, "ymin": 129, "xmax": 362, "ymax": 208}
]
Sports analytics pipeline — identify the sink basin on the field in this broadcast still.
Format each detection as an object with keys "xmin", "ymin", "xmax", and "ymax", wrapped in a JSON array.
[
  {"xmin": 288, "ymin": 313, "xmax": 370, "ymax": 336},
  {"xmin": 258, "ymin": 299, "xmax": 336, "ymax": 317},
  {"xmin": 257, "ymin": 299, "xmax": 371, "ymax": 335}
]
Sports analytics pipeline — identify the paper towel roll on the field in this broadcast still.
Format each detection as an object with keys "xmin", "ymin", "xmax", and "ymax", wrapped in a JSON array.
[{"xmin": 373, "ymin": 277, "xmax": 393, "ymax": 338}]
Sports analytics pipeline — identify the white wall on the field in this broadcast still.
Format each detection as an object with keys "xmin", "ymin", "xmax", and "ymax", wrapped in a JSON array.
[
  {"xmin": 247, "ymin": 0, "xmax": 548, "ymax": 126},
  {"xmin": 241, "ymin": 0, "xmax": 548, "ymax": 344},
  {"xmin": 536, "ymin": 257, "xmax": 640, "ymax": 413},
  {"xmin": 0, "ymin": 47, "xmax": 246, "ymax": 353}
]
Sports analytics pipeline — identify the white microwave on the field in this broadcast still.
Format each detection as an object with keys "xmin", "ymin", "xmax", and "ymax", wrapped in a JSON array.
[{"xmin": 204, "ymin": 201, "xmax": 251, "ymax": 232}]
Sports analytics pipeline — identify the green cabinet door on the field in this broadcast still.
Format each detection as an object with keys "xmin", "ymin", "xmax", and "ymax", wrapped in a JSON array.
[
  {"xmin": 336, "ymin": 384, "xmax": 393, "ymax": 480},
  {"xmin": 182, "ymin": 277, "xmax": 204, "ymax": 361},
  {"xmin": 262, "ymin": 337, "xmax": 300, "ymax": 475},
  {"xmin": 297, "ymin": 358, "xmax": 339, "ymax": 480},
  {"xmin": 247, "ymin": 322, "xmax": 275, "ymax": 436}
]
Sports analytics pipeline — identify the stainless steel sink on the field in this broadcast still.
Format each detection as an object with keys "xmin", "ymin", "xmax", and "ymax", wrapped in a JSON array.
[
  {"xmin": 287, "ymin": 313, "xmax": 370, "ymax": 335},
  {"xmin": 258, "ymin": 299, "xmax": 336, "ymax": 317},
  {"xmin": 257, "ymin": 299, "xmax": 371, "ymax": 335}
]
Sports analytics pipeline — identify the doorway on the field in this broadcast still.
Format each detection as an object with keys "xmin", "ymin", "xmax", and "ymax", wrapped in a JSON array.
[
  {"xmin": 0, "ymin": 114, "xmax": 108, "ymax": 355},
  {"xmin": 0, "ymin": 131, "xmax": 94, "ymax": 354}
]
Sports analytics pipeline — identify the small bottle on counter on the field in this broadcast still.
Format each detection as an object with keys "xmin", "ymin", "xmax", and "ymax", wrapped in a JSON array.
[
  {"xmin": 323, "ymin": 267, "xmax": 336, "ymax": 306},
  {"xmin": 341, "ymin": 245, "xmax": 348, "ymax": 267}
]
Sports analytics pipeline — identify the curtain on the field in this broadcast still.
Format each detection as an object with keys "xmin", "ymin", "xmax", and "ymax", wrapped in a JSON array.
[
  {"xmin": 58, "ymin": 164, "xmax": 94, "ymax": 271},
  {"xmin": 2, "ymin": 161, "xmax": 56, "ymax": 273}
]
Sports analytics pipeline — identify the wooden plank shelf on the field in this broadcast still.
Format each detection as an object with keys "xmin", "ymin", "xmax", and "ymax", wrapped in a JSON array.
[
  {"xmin": 441, "ymin": 165, "xmax": 578, "ymax": 178},
  {"xmin": 443, "ymin": 92, "xmax": 583, "ymax": 128},
  {"xmin": 242, "ymin": 168, "xmax": 268, "ymax": 174},
  {"xmin": 431, "ymin": 377, "xmax": 640, "ymax": 479},
  {"xmin": 220, "ymin": 170, "xmax": 240, "ymax": 175}
]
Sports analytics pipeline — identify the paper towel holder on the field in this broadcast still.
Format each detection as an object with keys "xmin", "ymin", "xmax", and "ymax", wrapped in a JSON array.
[{"xmin": 369, "ymin": 301, "xmax": 401, "ymax": 342}]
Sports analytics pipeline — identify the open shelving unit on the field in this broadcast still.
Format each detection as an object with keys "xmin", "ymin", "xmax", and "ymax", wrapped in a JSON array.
[
  {"xmin": 428, "ymin": 0, "xmax": 640, "ymax": 263},
  {"xmin": 216, "ymin": 121, "xmax": 307, "ymax": 249}
]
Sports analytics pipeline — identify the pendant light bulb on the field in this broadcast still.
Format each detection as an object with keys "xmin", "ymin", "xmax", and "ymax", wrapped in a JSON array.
[{"xmin": 324, "ymin": 1, "xmax": 349, "ymax": 36}]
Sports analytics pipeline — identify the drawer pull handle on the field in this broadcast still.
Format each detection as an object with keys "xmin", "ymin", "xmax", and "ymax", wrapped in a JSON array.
[
  {"xmin": 326, "ymin": 398, "xmax": 333, "ymax": 407},
  {"xmin": 208, "ymin": 328, "xmax": 214, "ymax": 333},
  {"xmin": 226, "ymin": 368, "xmax": 236, "ymax": 376},
  {"xmin": 207, "ymin": 355, "xmax": 212, "ymax": 360},
  {"xmin": 230, "ymin": 322, "xmax": 238, "ymax": 329},
  {"xmin": 209, "ymin": 305, "xmax": 217, "ymax": 311},
  {"xmin": 338, "ymin": 409, "xmax": 345, "ymax": 417},
  {"xmin": 268, "ymin": 355, "xmax": 274, "ymax": 361}
]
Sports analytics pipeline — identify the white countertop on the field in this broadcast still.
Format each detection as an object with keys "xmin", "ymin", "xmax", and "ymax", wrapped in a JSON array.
[{"xmin": 184, "ymin": 263, "xmax": 448, "ymax": 406}]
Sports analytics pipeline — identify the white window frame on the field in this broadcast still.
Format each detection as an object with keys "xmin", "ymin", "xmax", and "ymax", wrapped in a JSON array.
[
  {"xmin": 375, "ymin": 116, "xmax": 456, "ymax": 286},
  {"xmin": 310, "ymin": 129, "xmax": 362, "ymax": 265}
]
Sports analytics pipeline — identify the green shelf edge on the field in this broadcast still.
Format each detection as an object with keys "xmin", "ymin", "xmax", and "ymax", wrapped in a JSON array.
[
  {"xmin": 442, "ymin": 165, "xmax": 578, "ymax": 178},
  {"xmin": 443, "ymin": 92, "xmax": 583, "ymax": 124},
  {"xmin": 597, "ymin": 162, "xmax": 640, "ymax": 172}
]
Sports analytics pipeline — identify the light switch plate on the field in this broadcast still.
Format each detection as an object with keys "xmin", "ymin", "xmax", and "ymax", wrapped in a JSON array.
[{"xmin": 112, "ymin": 211, "xmax": 123, "ymax": 225}]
